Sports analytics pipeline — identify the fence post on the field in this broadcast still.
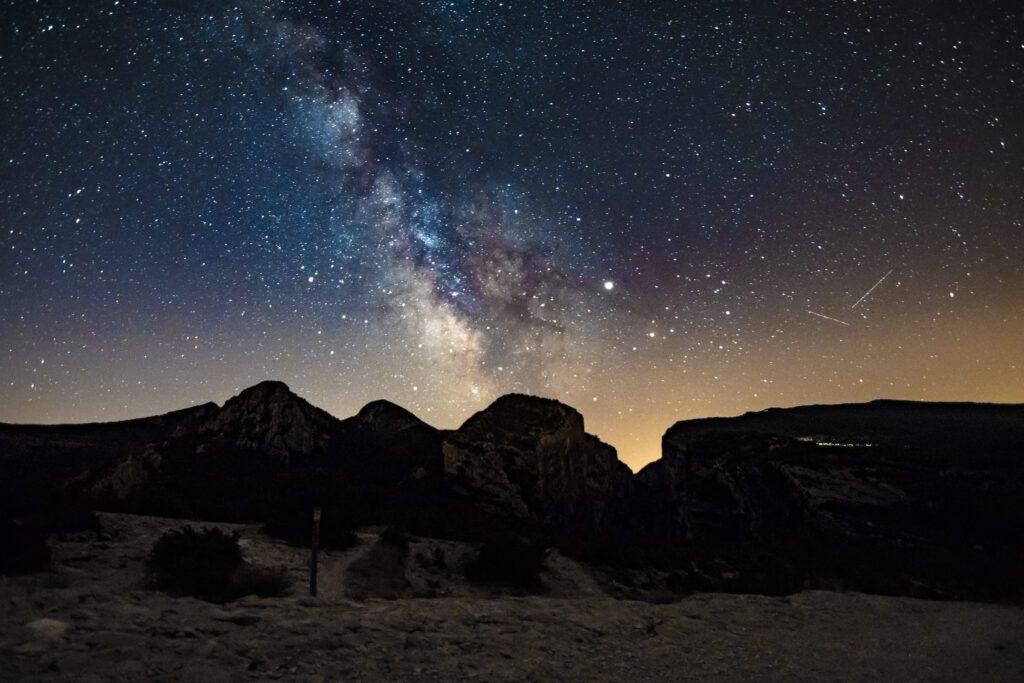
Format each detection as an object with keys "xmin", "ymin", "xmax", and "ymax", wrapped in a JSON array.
[{"xmin": 310, "ymin": 506, "xmax": 321, "ymax": 597}]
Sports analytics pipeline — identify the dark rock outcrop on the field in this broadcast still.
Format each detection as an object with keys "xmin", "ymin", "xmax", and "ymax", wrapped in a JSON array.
[
  {"xmin": 79, "ymin": 382, "xmax": 344, "ymax": 504},
  {"xmin": 1, "ymin": 405, "xmax": 218, "ymax": 524},
  {"xmin": 442, "ymin": 394, "xmax": 630, "ymax": 525},
  {"xmin": 84, "ymin": 443, "xmax": 166, "ymax": 504},
  {"xmin": 196, "ymin": 381, "xmax": 339, "ymax": 463},
  {"xmin": 6, "ymin": 382, "xmax": 1023, "ymax": 602},
  {"xmin": 76, "ymin": 383, "xmax": 447, "ymax": 525},
  {"xmin": 634, "ymin": 400, "xmax": 1024, "ymax": 600},
  {"xmin": 0, "ymin": 402, "xmax": 217, "ymax": 536},
  {"xmin": 0, "ymin": 402, "xmax": 217, "ymax": 481}
]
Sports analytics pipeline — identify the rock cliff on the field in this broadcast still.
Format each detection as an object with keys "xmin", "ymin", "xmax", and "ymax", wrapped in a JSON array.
[
  {"xmin": 10, "ymin": 384, "xmax": 1023, "ymax": 601},
  {"xmin": 196, "ymin": 381, "xmax": 340, "ymax": 463},
  {"xmin": 633, "ymin": 400, "xmax": 1024, "ymax": 599},
  {"xmin": 442, "ymin": 394, "xmax": 630, "ymax": 523}
]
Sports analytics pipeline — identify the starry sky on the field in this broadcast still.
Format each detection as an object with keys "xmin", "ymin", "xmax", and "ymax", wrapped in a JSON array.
[{"xmin": 2, "ymin": 1, "xmax": 1023, "ymax": 469}]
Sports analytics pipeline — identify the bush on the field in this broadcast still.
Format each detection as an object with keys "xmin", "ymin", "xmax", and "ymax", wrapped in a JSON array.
[
  {"xmin": 465, "ymin": 533, "xmax": 545, "ymax": 591},
  {"xmin": 227, "ymin": 564, "xmax": 291, "ymax": 599},
  {"xmin": 147, "ymin": 526, "xmax": 293, "ymax": 602},
  {"xmin": 0, "ymin": 485, "xmax": 99, "ymax": 576},
  {"xmin": 417, "ymin": 545, "xmax": 447, "ymax": 570},
  {"xmin": 147, "ymin": 526, "xmax": 243, "ymax": 601},
  {"xmin": 0, "ymin": 519, "xmax": 51, "ymax": 575},
  {"xmin": 40, "ymin": 492, "xmax": 100, "ymax": 535}
]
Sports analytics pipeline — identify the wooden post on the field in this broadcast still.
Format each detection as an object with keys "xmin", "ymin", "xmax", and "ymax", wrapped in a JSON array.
[{"xmin": 310, "ymin": 506, "xmax": 321, "ymax": 597}]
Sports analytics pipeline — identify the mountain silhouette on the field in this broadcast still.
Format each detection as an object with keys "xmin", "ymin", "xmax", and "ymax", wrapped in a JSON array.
[{"xmin": 2, "ymin": 384, "xmax": 1022, "ymax": 601}]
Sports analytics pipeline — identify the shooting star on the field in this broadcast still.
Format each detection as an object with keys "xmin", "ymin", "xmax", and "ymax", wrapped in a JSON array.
[
  {"xmin": 807, "ymin": 310, "xmax": 851, "ymax": 326},
  {"xmin": 851, "ymin": 269, "xmax": 893, "ymax": 309}
]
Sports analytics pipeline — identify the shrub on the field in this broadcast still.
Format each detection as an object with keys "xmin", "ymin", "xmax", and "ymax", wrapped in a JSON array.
[
  {"xmin": 0, "ymin": 484, "xmax": 101, "ymax": 576},
  {"xmin": 227, "ymin": 564, "xmax": 291, "ymax": 599},
  {"xmin": 0, "ymin": 519, "xmax": 51, "ymax": 575},
  {"xmin": 147, "ymin": 526, "xmax": 243, "ymax": 601},
  {"xmin": 46, "ymin": 492, "xmax": 100, "ymax": 535},
  {"xmin": 465, "ymin": 533, "xmax": 545, "ymax": 591},
  {"xmin": 417, "ymin": 545, "xmax": 447, "ymax": 570},
  {"xmin": 147, "ymin": 525, "xmax": 292, "ymax": 602}
]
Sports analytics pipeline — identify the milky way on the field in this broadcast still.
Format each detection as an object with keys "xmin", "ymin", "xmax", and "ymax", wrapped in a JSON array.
[{"xmin": 2, "ymin": 1, "xmax": 1023, "ymax": 468}]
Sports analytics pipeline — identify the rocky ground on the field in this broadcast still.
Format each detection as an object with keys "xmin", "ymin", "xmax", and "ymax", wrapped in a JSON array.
[{"xmin": 1, "ymin": 513, "xmax": 1022, "ymax": 682}]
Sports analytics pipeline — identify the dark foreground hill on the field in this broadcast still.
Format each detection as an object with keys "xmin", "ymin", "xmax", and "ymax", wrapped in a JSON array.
[
  {"xmin": 630, "ymin": 400, "xmax": 1024, "ymax": 600},
  {"xmin": 72, "ymin": 381, "xmax": 448, "ymax": 536},
  {"xmin": 0, "ymin": 402, "xmax": 218, "ymax": 539},
  {"xmin": 0, "ymin": 403, "xmax": 217, "ymax": 483},
  {"xmin": 2, "ymin": 384, "xmax": 1022, "ymax": 602}
]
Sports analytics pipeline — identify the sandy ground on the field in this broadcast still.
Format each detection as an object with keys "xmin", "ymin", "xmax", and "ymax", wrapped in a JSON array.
[{"xmin": 1, "ymin": 513, "xmax": 1022, "ymax": 682}]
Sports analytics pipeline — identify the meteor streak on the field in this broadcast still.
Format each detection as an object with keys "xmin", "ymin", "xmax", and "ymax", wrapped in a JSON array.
[
  {"xmin": 807, "ymin": 310, "xmax": 852, "ymax": 326},
  {"xmin": 852, "ymin": 269, "xmax": 893, "ymax": 309}
]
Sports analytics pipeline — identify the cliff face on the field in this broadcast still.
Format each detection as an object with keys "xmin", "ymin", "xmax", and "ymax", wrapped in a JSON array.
[
  {"xmin": 196, "ymin": 381, "xmax": 340, "ymax": 463},
  {"xmin": 639, "ymin": 428, "xmax": 907, "ymax": 542},
  {"xmin": 641, "ymin": 400, "xmax": 1024, "ymax": 542},
  {"xmin": 632, "ymin": 401, "xmax": 1024, "ymax": 599},
  {"xmin": 442, "ymin": 394, "xmax": 630, "ymax": 524},
  {"xmin": 84, "ymin": 444, "xmax": 165, "ymax": 504},
  {"xmin": 80, "ymin": 382, "xmax": 342, "ymax": 503},
  {"xmin": 10, "ymin": 384, "xmax": 1024, "ymax": 601},
  {"xmin": 76, "ymin": 383, "xmax": 449, "ymax": 522}
]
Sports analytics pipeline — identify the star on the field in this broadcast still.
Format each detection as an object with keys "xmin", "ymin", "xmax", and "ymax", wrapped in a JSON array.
[{"xmin": 0, "ymin": 0, "xmax": 1020, "ymax": 470}]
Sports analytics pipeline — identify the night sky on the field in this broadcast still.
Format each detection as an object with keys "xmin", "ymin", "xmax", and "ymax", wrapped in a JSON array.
[{"xmin": 2, "ymin": 1, "xmax": 1023, "ymax": 469}]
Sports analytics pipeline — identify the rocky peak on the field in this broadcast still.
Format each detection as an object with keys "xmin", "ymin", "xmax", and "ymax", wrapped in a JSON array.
[
  {"xmin": 442, "ymin": 394, "xmax": 627, "ymax": 520},
  {"xmin": 470, "ymin": 394, "xmax": 585, "ymax": 432},
  {"xmin": 353, "ymin": 400, "xmax": 431, "ymax": 433},
  {"xmin": 226, "ymin": 380, "xmax": 295, "ymax": 408},
  {"xmin": 199, "ymin": 381, "xmax": 340, "ymax": 462}
]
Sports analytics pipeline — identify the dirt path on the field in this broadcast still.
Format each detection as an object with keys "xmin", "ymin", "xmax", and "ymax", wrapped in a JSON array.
[{"xmin": 1, "ymin": 514, "xmax": 1021, "ymax": 681}]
